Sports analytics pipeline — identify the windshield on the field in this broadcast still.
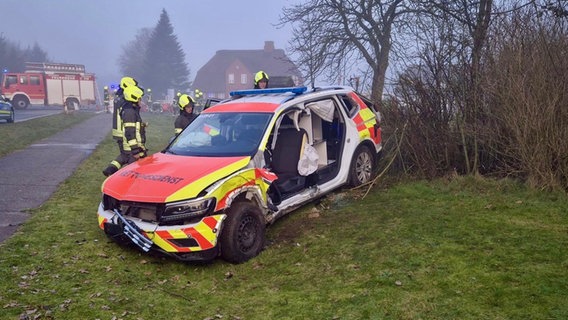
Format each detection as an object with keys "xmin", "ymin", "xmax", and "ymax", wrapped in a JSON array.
[{"xmin": 167, "ymin": 112, "xmax": 272, "ymax": 157}]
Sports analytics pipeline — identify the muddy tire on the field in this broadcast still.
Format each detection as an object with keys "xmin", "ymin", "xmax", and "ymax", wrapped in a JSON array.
[
  {"xmin": 220, "ymin": 202, "xmax": 265, "ymax": 264},
  {"xmin": 348, "ymin": 145, "xmax": 375, "ymax": 187}
]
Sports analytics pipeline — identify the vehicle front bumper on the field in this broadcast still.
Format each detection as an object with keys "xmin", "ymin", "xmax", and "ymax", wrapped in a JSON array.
[{"xmin": 97, "ymin": 202, "xmax": 226, "ymax": 260}]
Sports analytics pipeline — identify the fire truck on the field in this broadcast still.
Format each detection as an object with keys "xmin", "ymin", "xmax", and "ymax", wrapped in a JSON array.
[{"xmin": 1, "ymin": 62, "xmax": 96, "ymax": 109}]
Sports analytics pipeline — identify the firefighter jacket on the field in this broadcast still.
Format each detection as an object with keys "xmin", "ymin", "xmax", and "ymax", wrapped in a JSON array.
[
  {"xmin": 121, "ymin": 101, "xmax": 145, "ymax": 154},
  {"xmin": 112, "ymin": 89, "xmax": 125, "ymax": 141},
  {"xmin": 174, "ymin": 112, "xmax": 197, "ymax": 135}
]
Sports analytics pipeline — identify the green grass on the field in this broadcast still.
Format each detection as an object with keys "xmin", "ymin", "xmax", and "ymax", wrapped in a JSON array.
[
  {"xmin": 1, "ymin": 114, "xmax": 567, "ymax": 319},
  {"xmin": 0, "ymin": 112, "xmax": 94, "ymax": 157}
]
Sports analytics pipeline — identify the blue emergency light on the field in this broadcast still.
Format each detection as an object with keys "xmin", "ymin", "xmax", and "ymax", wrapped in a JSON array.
[{"xmin": 230, "ymin": 86, "xmax": 308, "ymax": 97}]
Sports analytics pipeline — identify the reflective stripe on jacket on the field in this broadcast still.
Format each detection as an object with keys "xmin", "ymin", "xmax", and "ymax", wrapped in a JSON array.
[{"xmin": 121, "ymin": 102, "xmax": 145, "ymax": 152}]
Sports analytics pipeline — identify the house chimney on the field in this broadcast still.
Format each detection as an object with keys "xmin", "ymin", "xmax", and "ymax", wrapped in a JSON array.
[{"xmin": 264, "ymin": 41, "xmax": 275, "ymax": 52}]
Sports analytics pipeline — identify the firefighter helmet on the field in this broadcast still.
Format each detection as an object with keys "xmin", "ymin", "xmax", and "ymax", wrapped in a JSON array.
[
  {"xmin": 124, "ymin": 85, "xmax": 144, "ymax": 103},
  {"xmin": 254, "ymin": 71, "xmax": 269, "ymax": 85},
  {"xmin": 120, "ymin": 76, "xmax": 138, "ymax": 90},
  {"xmin": 178, "ymin": 94, "xmax": 195, "ymax": 110}
]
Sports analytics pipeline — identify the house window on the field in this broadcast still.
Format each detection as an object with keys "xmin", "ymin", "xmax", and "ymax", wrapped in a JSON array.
[
  {"xmin": 228, "ymin": 73, "xmax": 235, "ymax": 84},
  {"xmin": 241, "ymin": 74, "xmax": 247, "ymax": 84}
]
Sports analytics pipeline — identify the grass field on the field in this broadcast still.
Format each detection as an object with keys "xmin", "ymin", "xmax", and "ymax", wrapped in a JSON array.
[
  {"xmin": 0, "ymin": 113, "xmax": 567, "ymax": 319},
  {"xmin": 0, "ymin": 112, "xmax": 94, "ymax": 158}
]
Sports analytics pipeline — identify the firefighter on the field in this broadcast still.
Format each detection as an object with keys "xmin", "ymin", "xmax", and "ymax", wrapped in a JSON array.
[
  {"xmin": 103, "ymin": 86, "xmax": 110, "ymax": 113},
  {"xmin": 146, "ymin": 88, "xmax": 152, "ymax": 104},
  {"xmin": 171, "ymin": 91, "xmax": 182, "ymax": 115},
  {"xmin": 103, "ymin": 85, "xmax": 146, "ymax": 177},
  {"xmin": 254, "ymin": 71, "xmax": 269, "ymax": 89},
  {"xmin": 174, "ymin": 94, "xmax": 197, "ymax": 135},
  {"xmin": 111, "ymin": 77, "xmax": 138, "ymax": 154}
]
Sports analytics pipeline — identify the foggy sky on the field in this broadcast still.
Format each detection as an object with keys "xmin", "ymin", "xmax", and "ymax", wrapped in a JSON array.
[{"xmin": 2, "ymin": 0, "xmax": 298, "ymax": 87}]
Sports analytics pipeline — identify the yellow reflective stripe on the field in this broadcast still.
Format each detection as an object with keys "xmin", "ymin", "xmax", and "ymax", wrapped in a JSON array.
[
  {"xmin": 209, "ymin": 169, "xmax": 256, "ymax": 206},
  {"xmin": 194, "ymin": 222, "xmax": 217, "ymax": 244},
  {"xmin": 135, "ymin": 122, "xmax": 141, "ymax": 143},
  {"xmin": 359, "ymin": 129, "xmax": 370, "ymax": 140},
  {"xmin": 166, "ymin": 157, "xmax": 251, "ymax": 202},
  {"xmin": 174, "ymin": 128, "xmax": 182, "ymax": 134},
  {"xmin": 123, "ymin": 122, "xmax": 136, "ymax": 127},
  {"xmin": 97, "ymin": 215, "xmax": 106, "ymax": 229},
  {"xmin": 110, "ymin": 160, "xmax": 121, "ymax": 169},
  {"xmin": 167, "ymin": 229, "xmax": 187, "ymax": 238},
  {"xmin": 359, "ymin": 108, "xmax": 375, "ymax": 121},
  {"xmin": 127, "ymin": 139, "xmax": 138, "ymax": 146},
  {"xmin": 148, "ymin": 232, "xmax": 177, "ymax": 252}
]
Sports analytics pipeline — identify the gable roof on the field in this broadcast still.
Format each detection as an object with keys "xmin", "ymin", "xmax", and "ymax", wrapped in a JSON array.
[{"xmin": 193, "ymin": 41, "xmax": 303, "ymax": 93}]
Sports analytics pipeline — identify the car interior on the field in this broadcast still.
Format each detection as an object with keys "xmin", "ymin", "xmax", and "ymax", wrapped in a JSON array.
[{"xmin": 266, "ymin": 97, "xmax": 346, "ymax": 203}]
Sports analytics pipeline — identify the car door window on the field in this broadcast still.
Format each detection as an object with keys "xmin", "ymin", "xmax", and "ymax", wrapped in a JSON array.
[{"xmin": 339, "ymin": 94, "xmax": 360, "ymax": 118}]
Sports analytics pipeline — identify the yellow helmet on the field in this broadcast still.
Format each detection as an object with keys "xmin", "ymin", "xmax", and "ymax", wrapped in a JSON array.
[
  {"xmin": 254, "ymin": 71, "xmax": 269, "ymax": 85},
  {"xmin": 147, "ymin": 88, "xmax": 152, "ymax": 93},
  {"xmin": 120, "ymin": 76, "xmax": 138, "ymax": 90},
  {"xmin": 178, "ymin": 94, "xmax": 195, "ymax": 110},
  {"xmin": 124, "ymin": 85, "xmax": 144, "ymax": 103},
  {"xmin": 103, "ymin": 86, "xmax": 108, "ymax": 90}
]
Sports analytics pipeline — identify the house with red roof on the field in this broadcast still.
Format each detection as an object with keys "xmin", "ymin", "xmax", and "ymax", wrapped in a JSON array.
[{"xmin": 192, "ymin": 41, "xmax": 303, "ymax": 99}]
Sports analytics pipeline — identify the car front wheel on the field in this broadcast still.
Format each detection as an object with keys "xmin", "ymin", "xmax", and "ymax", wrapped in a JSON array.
[
  {"xmin": 348, "ymin": 145, "xmax": 375, "ymax": 187},
  {"xmin": 220, "ymin": 202, "xmax": 265, "ymax": 263}
]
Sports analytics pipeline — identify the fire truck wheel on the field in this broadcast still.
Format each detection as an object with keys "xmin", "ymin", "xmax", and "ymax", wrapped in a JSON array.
[
  {"xmin": 220, "ymin": 202, "xmax": 265, "ymax": 264},
  {"xmin": 12, "ymin": 96, "xmax": 29, "ymax": 110}
]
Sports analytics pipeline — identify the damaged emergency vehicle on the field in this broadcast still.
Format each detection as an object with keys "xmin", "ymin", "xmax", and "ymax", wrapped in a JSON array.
[{"xmin": 97, "ymin": 86, "xmax": 382, "ymax": 263}]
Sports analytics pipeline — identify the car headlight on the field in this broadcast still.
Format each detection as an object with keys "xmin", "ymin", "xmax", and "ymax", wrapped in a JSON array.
[{"xmin": 161, "ymin": 198, "xmax": 215, "ymax": 222}]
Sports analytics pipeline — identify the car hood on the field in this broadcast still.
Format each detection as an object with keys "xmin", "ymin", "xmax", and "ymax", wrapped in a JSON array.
[{"xmin": 102, "ymin": 153, "xmax": 251, "ymax": 203}]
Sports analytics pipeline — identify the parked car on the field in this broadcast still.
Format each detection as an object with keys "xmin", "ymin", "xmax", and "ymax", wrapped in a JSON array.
[
  {"xmin": 0, "ymin": 94, "xmax": 15, "ymax": 123},
  {"xmin": 97, "ymin": 86, "xmax": 382, "ymax": 263}
]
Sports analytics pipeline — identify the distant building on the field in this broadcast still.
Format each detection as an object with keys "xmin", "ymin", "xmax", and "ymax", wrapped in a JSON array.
[{"xmin": 192, "ymin": 41, "xmax": 303, "ymax": 99}]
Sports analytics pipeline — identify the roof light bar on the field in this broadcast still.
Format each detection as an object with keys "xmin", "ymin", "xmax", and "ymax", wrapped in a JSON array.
[{"xmin": 230, "ymin": 86, "xmax": 308, "ymax": 97}]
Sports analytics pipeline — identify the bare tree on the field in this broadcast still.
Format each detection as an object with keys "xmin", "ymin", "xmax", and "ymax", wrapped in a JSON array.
[
  {"xmin": 279, "ymin": 0, "xmax": 421, "ymax": 103},
  {"xmin": 287, "ymin": 12, "xmax": 327, "ymax": 87},
  {"xmin": 483, "ymin": 4, "xmax": 568, "ymax": 190},
  {"xmin": 117, "ymin": 28, "xmax": 152, "ymax": 81}
]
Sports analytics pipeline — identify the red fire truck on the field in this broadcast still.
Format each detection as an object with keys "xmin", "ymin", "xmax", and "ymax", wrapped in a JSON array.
[{"xmin": 1, "ymin": 62, "xmax": 96, "ymax": 109}]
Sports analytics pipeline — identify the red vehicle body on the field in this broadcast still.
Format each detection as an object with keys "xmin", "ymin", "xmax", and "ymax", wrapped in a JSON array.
[{"xmin": 1, "ymin": 62, "xmax": 96, "ymax": 109}]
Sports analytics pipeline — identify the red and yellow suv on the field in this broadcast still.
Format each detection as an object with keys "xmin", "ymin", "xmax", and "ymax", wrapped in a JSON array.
[{"xmin": 97, "ymin": 86, "xmax": 382, "ymax": 263}]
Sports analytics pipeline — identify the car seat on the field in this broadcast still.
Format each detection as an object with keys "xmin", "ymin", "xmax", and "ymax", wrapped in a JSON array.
[{"xmin": 270, "ymin": 128, "xmax": 308, "ymax": 197}]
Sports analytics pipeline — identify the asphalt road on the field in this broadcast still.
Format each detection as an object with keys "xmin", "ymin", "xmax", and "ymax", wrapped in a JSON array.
[
  {"xmin": 13, "ymin": 105, "xmax": 63, "ymax": 122},
  {"xmin": 0, "ymin": 111, "xmax": 111, "ymax": 243}
]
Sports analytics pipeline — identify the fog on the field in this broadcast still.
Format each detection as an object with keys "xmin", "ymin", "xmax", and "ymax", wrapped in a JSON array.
[{"xmin": 2, "ymin": 0, "xmax": 298, "ymax": 87}]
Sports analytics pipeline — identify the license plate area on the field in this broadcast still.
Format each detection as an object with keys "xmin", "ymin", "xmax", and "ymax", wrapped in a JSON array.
[{"xmin": 113, "ymin": 209, "xmax": 153, "ymax": 252}]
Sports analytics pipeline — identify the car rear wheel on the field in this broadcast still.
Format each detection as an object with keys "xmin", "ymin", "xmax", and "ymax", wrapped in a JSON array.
[
  {"xmin": 220, "ymin": 202, "xmax": 265, "ymax": 264},
  {"xmin": 7, "ymin": 110, "xmax": 14, "ymax": 123},
  {"xmin": 348, "ymin": 145, "xmax": 375, "ymax": 187}
]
